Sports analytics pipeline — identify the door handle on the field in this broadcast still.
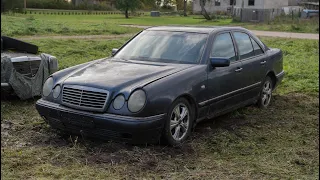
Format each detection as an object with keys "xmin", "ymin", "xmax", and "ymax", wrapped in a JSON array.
[
  {"xmin": 260, "ymin": 60, "xmax": 267, "ymax": 65},
  {"xmin": 235, "ymin": 67, "xmax": 243, "ymax": 72}
]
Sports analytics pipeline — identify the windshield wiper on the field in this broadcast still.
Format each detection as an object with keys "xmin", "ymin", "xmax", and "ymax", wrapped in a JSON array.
[{"xmin": 112, "ymin": 57, "xmax": 129, "ymax": 62}]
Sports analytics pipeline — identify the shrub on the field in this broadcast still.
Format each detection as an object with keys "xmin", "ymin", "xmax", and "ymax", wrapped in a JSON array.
[
  {"xmin": 26, "ymin": 0, "xmax": 113, "ymax": 11},
  {"xmin": 1, "ymin": 0, "xmax": 24, "ymax": 12}
]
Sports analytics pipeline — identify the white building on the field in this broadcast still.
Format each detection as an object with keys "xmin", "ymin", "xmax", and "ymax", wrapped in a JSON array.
[
  {"xmin": 192, "ymin": 0, "xmax": 235, "ymax": 14},
  {"xmin": 192, "ymin": 0, "xmax": 303, "ymax": 14},
  {"xmin": 233, "ymin": 0, "xmax": 300, "ymax": 9}
]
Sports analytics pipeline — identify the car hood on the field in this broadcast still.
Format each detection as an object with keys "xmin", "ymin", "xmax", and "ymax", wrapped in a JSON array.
[{"xmin": 62, "ymin": 58, "xmax": 194, "ymax": 92}]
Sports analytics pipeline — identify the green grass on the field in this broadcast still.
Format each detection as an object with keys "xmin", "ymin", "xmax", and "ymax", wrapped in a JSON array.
[
  {"xmin": 1, "ymin": 38, "xmax": 319, "ymax": 179},
  {"xmin": 261, "ymin": 37, "xmax": 319, "ymax": 95},
  {"xmin": 1, "ymin": 14, "xmax": 319, "ymax": 37},
  {"xmin": 30, "ymin": 38, "xmax": 127, "ymax": 69},
  {"xmin": 1, "ymin": 14, "xmax": 141, "ymax": 37},
  {"xmin": 23, "ymin": 37, "xmax": 318, "ymax": 95}
]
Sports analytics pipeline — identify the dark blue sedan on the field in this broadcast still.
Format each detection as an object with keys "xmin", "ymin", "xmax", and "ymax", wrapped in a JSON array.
[{"xmin": 36, "ymin": 26, "xmax": 285, "ymax": 145}]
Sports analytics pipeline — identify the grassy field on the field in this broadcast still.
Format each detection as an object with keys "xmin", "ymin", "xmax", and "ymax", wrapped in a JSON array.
[
  {"xmin": 1, "ymin": 14, "xmax": 319, "ymax": 37},
  {"xmin": 0, "ymin": 14, "xmax": 141, "ymax": 37},
  {"xmin": 1, "ymin": 37, "xmax": 319, "ymax": 179}
]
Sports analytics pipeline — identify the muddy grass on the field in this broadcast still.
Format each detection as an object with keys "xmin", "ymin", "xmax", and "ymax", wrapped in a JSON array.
[
  {"xmin": 1, "ymin": 93, "xmax": 318, "ymax": 179},
  {"xmin": 1, "ymin": 37, "xmax": 319, "ymax": 179}
]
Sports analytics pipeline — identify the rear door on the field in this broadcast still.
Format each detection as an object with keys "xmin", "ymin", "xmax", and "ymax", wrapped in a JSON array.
[
  {"xmin": 249, "ymin": 35, "xmax": 268, "ymax": 83},
  {"xmin": 232, "ymin": 31, "xmax": 267, "ymax": 101}
]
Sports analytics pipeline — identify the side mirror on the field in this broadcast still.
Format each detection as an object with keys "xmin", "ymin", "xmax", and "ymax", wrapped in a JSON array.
[
  {"xmin": 112, "ymin": 48, "xmax": 118, "ymax": 56},
  {"xmin": 210, "ymin": 57, "xmax": 230, "ymax": 67}
]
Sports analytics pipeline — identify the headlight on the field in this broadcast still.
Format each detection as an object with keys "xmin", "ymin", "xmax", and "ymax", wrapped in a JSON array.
[
  {"xmin": 52, "ymin": 85, "xmax": 61, "ymax": 99},
  {"xmin": 113, "ymin": 94, "xmax": 125, "ymax": 110},
  {"xmin": 42, "ymin": 77, "xmax": 54, "ymax": 97},
  {"xmin": 128, "ymin": 90, "xmax": 146, "ymax": 113}
]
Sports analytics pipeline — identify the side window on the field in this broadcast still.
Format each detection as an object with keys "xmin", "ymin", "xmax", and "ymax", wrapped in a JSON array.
[
  {"xmin": 250, "ymin": 37, "xmax": 264, "ymax": 56},
  {"xmin": 210, "ymin": 33, "xmax": 236, "ymax": 61},
  {"xmin": 233, "ymin": 32, "xmax": 255, "ymax": 59}
]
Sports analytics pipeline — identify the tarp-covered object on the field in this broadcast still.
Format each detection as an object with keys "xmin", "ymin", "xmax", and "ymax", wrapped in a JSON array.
[{"xmin": 1, "ymin": 53, "xmax": 54, "ymax": 100}]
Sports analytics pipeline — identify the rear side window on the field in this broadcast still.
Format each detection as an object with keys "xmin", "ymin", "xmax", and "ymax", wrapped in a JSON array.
[
  {"xmin": 233, "ymin": 32, "xmax": 255, "ymax": 59},
  {"xmin": 211, "ymin": 33, "xmax": 236, "ymax": 61},
  {"xmin": 250, "ymin": 37, "xmax": 264, "ymax": 56}
]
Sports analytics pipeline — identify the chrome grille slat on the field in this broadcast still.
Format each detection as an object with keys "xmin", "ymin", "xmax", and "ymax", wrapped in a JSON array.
[
  {"xmin": 63, "ymin": 93, "xmax": 81, "ymax": 99},
  {"xmin": 80, "ymin": 100, "xmax": 105, "ymax": 105},
  {"xmin": 61, "ymin": 85, "xmax": 109, "ymax": 112},
  {"xmin": 82, "ymin": 91, "xmax": 107, "ymax": 96},
  {"xmin": 75, "ymin": 91, "xmax": 106, "ymax": 97},
  {"xmin": 64, "ymin": 88, "xmax": 82, "ymax": 93},
  {"xmin": 63, "ymin": 96, "xmax": 80, "ymax": 102},
  {"xmin": 80, "ymin": 95, "xmax": 106, "ymax": 101},
  {"xmin": 81, "ymin": 97, "xmax": 104, "ymax": 104}
]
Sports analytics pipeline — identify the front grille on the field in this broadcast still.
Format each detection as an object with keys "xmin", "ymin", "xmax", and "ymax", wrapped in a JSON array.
[
  {"xmin": 12, "ymin": 60, "xmax": 41, "ymax": 77},
  {"xmin": 62, "ymin": 85, "xmax": 109, "ymax": 112}
]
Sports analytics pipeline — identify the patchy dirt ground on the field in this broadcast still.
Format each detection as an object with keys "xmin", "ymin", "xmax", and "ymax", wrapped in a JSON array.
[
  {"xmin": 1, "ymin": 93, "xmax": 318, "ymax": 179},
  {"xmin": 1, "ymin": 37, "xmax": 319, "ymax": 179}
]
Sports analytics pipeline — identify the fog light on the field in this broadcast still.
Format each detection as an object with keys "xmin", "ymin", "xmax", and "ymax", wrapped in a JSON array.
[{"xmin": 113, "ymin": 94, "xmax": 125, "ymax": 110}]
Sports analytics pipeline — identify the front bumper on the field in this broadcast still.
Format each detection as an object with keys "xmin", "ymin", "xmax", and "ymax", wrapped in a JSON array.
[{"xmin": 36, "ymin": 99, "xmax": 166, "ymax": 144}]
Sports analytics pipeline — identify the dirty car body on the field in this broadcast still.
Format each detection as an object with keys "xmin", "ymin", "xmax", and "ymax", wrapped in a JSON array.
[{"xmin": 36, "ymin": 26, "xmax": 285, "ymax": 145}]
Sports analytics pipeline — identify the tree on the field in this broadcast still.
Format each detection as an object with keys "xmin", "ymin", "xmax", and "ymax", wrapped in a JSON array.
[
  {"xmin": 175, "ymin": 0, "xmax": 187, "ymax": 15},
  {"xmin": 140, "ymin": 0, "xmax": 157, "ymax": 10},
  {"xmin": 1, "ymin": 0, "xmax": 24, "ymax": 12},
  {"xmin": 183, "ymin": 0, "xmax": 187, "ymax": 16},
  {"xmin": 163, "ymin": 0, "xmax": 172, "ymax": 6},
  {"xmin": 156, "ymin": 0, "xmax": 161, "ymax": 8},
  {"xmin": 175, "ymin": 0, "xmax": 183, "ymax": 9},
  {"xmin": 231, "ymin": 0, "xmax": 235, "ymax": 17},
  {"xmin": 115, "ymin": 0, "xmax": 141, "ymax": 18},
  {"xmin": 199, "ymin": 0, "xmax": 211, "ymax": 20}
]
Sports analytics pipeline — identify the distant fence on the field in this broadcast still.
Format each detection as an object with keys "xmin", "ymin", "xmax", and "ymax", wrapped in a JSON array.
[
  {"xmin": 3, "ymin": 8, "xmax": 185, "ymax": 17},
  {"xmin": 233, "ymin": 8, "xmax": 302, "ymax": 22},
  {"xmin": 4, "ymin": 9, "xmax": 147, "ymax": 16}
]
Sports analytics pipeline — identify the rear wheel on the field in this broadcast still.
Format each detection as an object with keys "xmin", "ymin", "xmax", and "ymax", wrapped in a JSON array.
[
  {"xmin": 162, "ymin": 98, "xmax": 194, "ymax": 146},
  {"xmin": 257, "ymin": 76, "xmax": 273, "ymax": 108}
]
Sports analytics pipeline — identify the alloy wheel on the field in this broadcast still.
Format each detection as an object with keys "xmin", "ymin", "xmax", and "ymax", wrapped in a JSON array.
[
  {"xmin": 170, "ymin": 103, "xmax": 190, "ymax": 141},
  {"xmin": 261, "ymin": 80, "xmax": 272, "ymax": 107}
]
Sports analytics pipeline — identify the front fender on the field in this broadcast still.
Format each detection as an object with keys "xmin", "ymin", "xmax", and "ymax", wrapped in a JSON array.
[{"xmin": 139, "ymin": 65, "xmax": 207, "ymax": 117}]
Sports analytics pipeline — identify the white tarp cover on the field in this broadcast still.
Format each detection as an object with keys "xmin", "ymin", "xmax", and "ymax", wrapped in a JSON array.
[{"xmin": 1, "ymin": 53, "xmax": 52, "ymax": 100}]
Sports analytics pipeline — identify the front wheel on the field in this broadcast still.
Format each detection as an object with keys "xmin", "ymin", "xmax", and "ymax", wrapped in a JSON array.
[
  {"xmin": 257, "ymin": 76, "xmax": 273, "ymax": 108},
  {"xmin": 162, "ymin": 98, "xmax": 194, "ymax": 146}
]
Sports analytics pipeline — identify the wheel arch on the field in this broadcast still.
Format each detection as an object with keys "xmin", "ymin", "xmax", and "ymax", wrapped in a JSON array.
[
  {"xmin": 174, "ymin": 93, "xmax": 198, "ymax": 122},
  {"xmin": 265, "ymin": 71, "xmax": 277, "ymax": 89}
]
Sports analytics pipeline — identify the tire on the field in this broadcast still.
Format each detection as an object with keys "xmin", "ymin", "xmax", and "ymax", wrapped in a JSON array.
[
  {"xmin": 162, "ymin": 98, "xmax": 194, "ymax": 146},
  {"xmin": 257, "ymin": 76, "xmax": 273, "ymax": 108}
]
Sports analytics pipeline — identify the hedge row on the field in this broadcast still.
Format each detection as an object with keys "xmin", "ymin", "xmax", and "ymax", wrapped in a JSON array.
[{"xmin": 16, "ymin": 11, "xmax": 146, "ymax": 16}]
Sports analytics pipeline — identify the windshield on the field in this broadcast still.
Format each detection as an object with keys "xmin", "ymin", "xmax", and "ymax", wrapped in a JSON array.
[{"xmin": 114, "ymin": 31, "xmax": 208, "ymax": 64}]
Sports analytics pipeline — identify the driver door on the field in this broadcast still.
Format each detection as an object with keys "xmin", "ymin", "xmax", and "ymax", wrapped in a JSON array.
[{"xmin": 206, "ymin": 32, "xmax": 245, "ymax": 116}]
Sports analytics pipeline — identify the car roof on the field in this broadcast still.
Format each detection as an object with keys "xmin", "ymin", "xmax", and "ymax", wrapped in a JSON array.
[{"xmin": 146, "ymin": 26, "xmax": 248, "ymax": 33}]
